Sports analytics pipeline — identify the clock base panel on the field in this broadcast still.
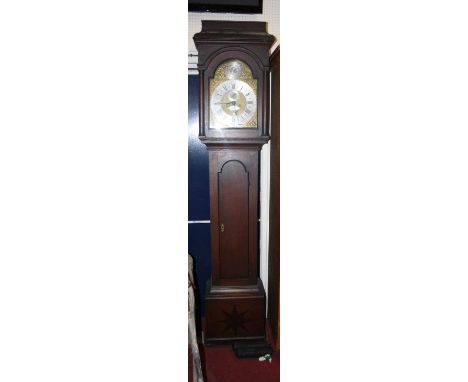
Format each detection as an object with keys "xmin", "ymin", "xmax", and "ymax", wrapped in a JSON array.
[{"xmin": 204, "ymin": 279, "xmax": 266, "ymax": 344}]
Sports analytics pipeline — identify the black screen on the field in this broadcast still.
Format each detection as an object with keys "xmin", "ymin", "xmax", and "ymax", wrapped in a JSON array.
[{"xmin": 188, "ymin": 0, "xmax": 262, "ymax": 14}]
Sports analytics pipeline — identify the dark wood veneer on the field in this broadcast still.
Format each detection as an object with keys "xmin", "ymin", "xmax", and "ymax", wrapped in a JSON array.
[{"xmin": 208, "ymin": 149, "xmax": 260, "ymax": 287}]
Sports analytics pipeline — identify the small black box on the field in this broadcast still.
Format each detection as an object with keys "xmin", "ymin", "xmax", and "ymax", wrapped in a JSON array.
[{"xmin": 233, "ymin": 340, "xmax": 272, "ymax": 358}]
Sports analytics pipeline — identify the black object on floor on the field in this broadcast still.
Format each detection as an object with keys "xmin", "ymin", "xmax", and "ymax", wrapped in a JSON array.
[{"xmin": 233, "ymin": 340, "xmax": 273, "ymax": 358}]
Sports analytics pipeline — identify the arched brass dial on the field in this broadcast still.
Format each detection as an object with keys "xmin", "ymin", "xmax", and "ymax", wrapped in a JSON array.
[{"xmin": 209, "ymin": 59, "xmax": 257, "ymax": 129}]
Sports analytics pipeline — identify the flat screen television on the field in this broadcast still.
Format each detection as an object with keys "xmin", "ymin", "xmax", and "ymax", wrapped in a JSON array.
[{"xmin": 188, "ymin": 0, "xmax": 262, "ymax": 14}]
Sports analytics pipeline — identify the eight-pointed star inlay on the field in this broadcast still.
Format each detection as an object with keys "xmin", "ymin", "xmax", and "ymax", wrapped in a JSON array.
[{"xmin": 216, "ymin": 305, "xmax": 251, "ymax": 336}]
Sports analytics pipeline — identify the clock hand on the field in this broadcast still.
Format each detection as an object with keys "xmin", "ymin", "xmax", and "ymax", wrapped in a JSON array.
[{"xmin": 214, "ymin": 101, "xmax": 237, "ymax": 106}]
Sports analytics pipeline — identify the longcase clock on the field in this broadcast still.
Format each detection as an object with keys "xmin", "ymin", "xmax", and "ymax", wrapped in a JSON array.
[{"xmin": 194, "ymin": 21, "xmax": 275, "ymax": 343}]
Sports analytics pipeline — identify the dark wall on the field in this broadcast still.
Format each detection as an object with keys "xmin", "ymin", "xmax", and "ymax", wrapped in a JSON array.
[{"xmin": 188, "ymin": 74, "xmax": 211, "ymax": 317}]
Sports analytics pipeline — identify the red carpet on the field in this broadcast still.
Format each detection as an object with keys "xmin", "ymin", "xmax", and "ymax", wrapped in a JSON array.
[
  {"xmin": 189, "ymin": 344, "xmax": 280, "ymax": 382},
  {"xmin": 189, "ymin": 322, "xmax": 280, "ymax": 382}
]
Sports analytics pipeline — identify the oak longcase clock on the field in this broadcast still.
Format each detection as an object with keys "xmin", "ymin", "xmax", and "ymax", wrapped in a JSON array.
[{"xmin": 194, "ymin": 21, "xmax": 275, "ymax": 343}]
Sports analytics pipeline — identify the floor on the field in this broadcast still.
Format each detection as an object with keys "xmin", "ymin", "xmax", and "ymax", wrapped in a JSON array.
[
  {"xmin": 189, "ymin": 345, "xmax": 280, "ymax": 382},
  {"xmin": 189, "ymin": 323, "xmax": 280, "ymax": 382}
]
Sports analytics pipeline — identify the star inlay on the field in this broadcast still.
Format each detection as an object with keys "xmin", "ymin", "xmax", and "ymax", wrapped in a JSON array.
[{"xmin": 216, "ymin": 305, "xmax": 251, "ymax": 336}]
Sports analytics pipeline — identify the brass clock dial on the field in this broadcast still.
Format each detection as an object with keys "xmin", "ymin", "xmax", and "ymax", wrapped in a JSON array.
[{"xmin": 209, "ymin": 59, "xmax": 257, "ymax": 129}]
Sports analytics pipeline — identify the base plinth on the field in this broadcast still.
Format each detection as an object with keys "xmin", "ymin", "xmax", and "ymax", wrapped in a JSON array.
[{"xmin": 204, "ymin": 279, "xmax": 266, "ymax": 344}]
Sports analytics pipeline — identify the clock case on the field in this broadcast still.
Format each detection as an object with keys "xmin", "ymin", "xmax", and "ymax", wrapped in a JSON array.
[{"xmin": 194, "ymin": 21, "xmax": 275, "ymax": 344}]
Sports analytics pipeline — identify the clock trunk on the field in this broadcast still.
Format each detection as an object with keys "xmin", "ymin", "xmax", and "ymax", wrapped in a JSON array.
[{"xmin": 204, "ymin": 147, "xmax": 264, "ymax": 343}]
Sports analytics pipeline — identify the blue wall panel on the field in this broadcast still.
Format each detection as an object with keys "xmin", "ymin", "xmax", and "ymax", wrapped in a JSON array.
[
  {"xmin": 188, "ymin": 75, "xmax": 210, "ymax": 221},
  {"xmin": 188, "ymin": 75, "xmax": 211, "ymax": 317},
  {"xmin": 188, "ymin": 223, "xmax": 211, "ymax": 318}
]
